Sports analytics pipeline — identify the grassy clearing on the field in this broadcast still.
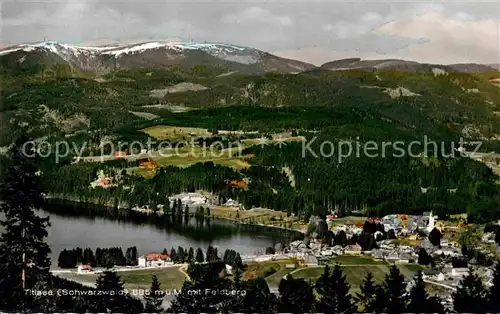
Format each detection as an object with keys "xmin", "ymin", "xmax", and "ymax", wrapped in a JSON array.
[
  {"xmin": 242, "ymin": 259, "xmax": 302, "ymax": 287},
  {"xmin": 57, "ymin": 266, "xmax": 188, "ymax": 290},
  {"xmin": 244, "ymin": 260, "xmax": 289, "ymax": 281},
  {"xmin": 291, "ymin": 263, "xmax": 424, "ymax": 293},
  {"xmin": 130, "ymin": 146, "xmax": 253, "ymax": 176},
  {"xmin": 155, "ymin": 151, "xmax": 253, "ymax": 170},
  {"xmin": 266, "ymin": 267, "xmax": 301, "ymax": 287},
  {"xmin": 392, "ymin": 238, "xmax": 422, "ymax": 246},
  {"xmin": 141, "ymin": 125, "xmax": 212, "ymax": 140},
  {"xmin": 119, "ymin": 267, "xmax": 187, "ymax": 290},
  {"xmin": 329, "ymin": 216, "xmax": 368, "ymax": 227},
  {"xmin": 209, "ymin": 206, "xmax": 307, "ymax": 231},
  {"xmin": 328, "ymin": 255, "xmax": 387, "ymax": 265}
]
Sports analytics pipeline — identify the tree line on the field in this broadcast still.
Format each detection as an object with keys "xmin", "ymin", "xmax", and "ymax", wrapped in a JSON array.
[
  {"xmin": 36, "ymin": 139, "xmax": 500, "ymax": 226},
  {"xmin": 57, "ymin": 244, "xmax": 244, "ymax": 270},
  {"xmin": 163, "ymin": 246, "xmax": 243, "ymax": 269},
  {"xmin": 164, "ymin": 259, "xmax": 500, "ymax": 313},
  {"xmin": 57, "ymin": 246, "xmax": 139, "ymax": 268}
]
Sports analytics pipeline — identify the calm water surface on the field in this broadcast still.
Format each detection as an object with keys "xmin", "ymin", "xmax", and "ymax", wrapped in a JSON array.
[{"xmin": 38, "ymin": 201, "xmax": 296, "ymax": 267}]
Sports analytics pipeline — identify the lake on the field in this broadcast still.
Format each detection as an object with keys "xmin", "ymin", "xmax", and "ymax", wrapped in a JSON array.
[{"xmin": 38, "ymin": 200, "xmax": 297, "ymax": 267}]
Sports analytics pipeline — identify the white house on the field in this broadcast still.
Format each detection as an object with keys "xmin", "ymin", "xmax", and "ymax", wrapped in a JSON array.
[
  {"xmin": 451, "ymin": 268, "xmax": 469, "ymax": 277},
  {"xmin": 225, "ymin": 199, "xmax": 239, "ymax": 207},
  {"xmin": 437, "ymin": 273, "xmax": 446, "ymax": 281},
  {"xmin": 138, "ymin": 253, "xmax": 172, "ymax": 268},
  {"xmin": 77, "ymin": 264, "xmax": 93, "ymax": 274},
  {"xmin": 320, "ymin": 249, "xmax": 334, "ymax": 256}
]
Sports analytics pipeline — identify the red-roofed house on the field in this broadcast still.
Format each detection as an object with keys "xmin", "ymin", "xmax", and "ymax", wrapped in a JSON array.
[
  {"xmin": 114, "ymin": 151, "xmax": 127, "ymax": 159},
  {"xmin": 138, "ymin": 252, "xmax": 172, "ymax": 267},
  {"xmin": 344, "ymin": 244, "xmax": 362, "ymax": 255},
  {"xmin": 77, "ymin": 264, "xmax": 93, "ymax": 274}
]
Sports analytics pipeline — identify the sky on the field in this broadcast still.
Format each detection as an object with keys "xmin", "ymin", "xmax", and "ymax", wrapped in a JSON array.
[{"xmin": 1, "ymin": 0, "xmax": 499, "ymax": 65}]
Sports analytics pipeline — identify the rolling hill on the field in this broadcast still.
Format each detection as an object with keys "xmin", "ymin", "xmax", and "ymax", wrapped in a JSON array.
[{"xmin": 1, "ymin": 40, "xmax": 499, "ymax": 147}]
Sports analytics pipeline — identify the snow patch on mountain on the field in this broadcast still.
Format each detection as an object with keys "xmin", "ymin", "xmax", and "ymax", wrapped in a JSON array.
[
  {"xmin": 0, "ymin": 48, "xmax": 22, "ymax": 55},
  {"xmin": 103, "ymin": 42, "xmax": 169, "ymax": 56},
  {"xmin": 0, "ymin": 41, "xmax": 290, "ymax": 69}
]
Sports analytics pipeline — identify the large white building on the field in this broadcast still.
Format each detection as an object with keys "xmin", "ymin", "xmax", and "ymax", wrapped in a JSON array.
[{"xmin": 138, "ymin": 253, "xmax": 172, "ymax": 268}]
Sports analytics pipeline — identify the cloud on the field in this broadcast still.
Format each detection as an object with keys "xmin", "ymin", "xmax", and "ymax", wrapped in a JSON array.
[
  {"xmin": 322, "ymin": 12, "xmax": 384, "ymax": 39},
  {"xmin": 275, "ymin": 10, "xmax": 499, "ymax": 65},
  {"xmin": 221, "ymin": 6, "xmax": 292, "ymax": 27},
  {"xmin": 375, "ymin": 11, "xmax": 500, "ymax": 64}
]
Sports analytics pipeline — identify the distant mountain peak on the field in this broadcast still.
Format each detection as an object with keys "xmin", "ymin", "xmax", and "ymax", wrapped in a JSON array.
[{"xmin": 0, "ymin": 40, "xmax": 315, "ymax": 74}]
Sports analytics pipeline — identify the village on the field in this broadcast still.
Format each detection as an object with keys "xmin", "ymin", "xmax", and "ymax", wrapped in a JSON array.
[{"xmin": 64, "ymin": 170, "xmax": 500, "ymax": 310}]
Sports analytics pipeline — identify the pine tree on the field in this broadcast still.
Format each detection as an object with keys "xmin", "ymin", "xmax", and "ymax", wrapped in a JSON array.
[
  {"xmin": 453, "ymin": 268, "xmax": 488, "ymax": 313},
  {"xmin": 488, "ymin": 262, "xmax": 500, "ymax": 312},
  {"xmin": 169, "ymin": 262, "xmax": 234, "ymax": 313},
  {"xmin": 407, "ymin": 271, "xmax": 444, "ymax": 313},
  {"xmin": 177, "ymin": 246, "xmax": 185, "ymax": 263},
  {"xmin": 379, "ymin": 265, "xmax": 407, "ymax": 314},
  {"xmin": 125, "ymin": 247, "xmax": 134, "ymax": 266},
  {"xmin": 224, "ymin": 267, "xmax": 245, "ymax": 312},
  {"xmin": 356, "ymin": 272, "xmax": 382, "ymax": 313},
  {"xmin": 144, "ymin": 275, "xmax": 164, "ymax": 313},
  {"xmin": 213, "ymin": 248, "xmax": 219, "ymax": 262},
  {"xmin": 428, "ymin": 228, "xmax": 443, "ymax": 247},
  {"xmin": 417, "ymin": 248, "xmax": 431, "ymax": 265},
  {"xmin": 195, "ymin": 247, "xmax": 204, "ymax": 263},
  {"xmin": 187, "ymin": 247, "xmax": 194, "ymax": 263},
  {"xmin": 170, "ymin": 247, "xmax": 177, "ymax": 263},
  {"xmin": 315, "ymin": 265, "xmax": 353, "ymax": 313},
  {"xmin": 206, "ymin": 246, "xmax": 214, "ymax": 262},
  {"xmin": 0, "ymin": 139, "xmax": 53, "ymax": 312},
  {"xmin": 234, "ymin": 252, "xmax": 243, "ymax": 269},
  {"xmin": 95, "ymin": 271, "xmax": 126, "ymax": 312},
  {"xmin": 278, "ymin": 275, "xmax": 314, "ymax": 313},
  {"xmin": 241, "ymin": 277, "xmax": 277, "ymax": 313}
]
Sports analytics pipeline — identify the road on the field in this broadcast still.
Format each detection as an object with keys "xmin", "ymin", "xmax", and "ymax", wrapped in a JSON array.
[
  {"xmin": 51, "ymin": 272, "xmax": 177, "ymax": 309},
  {"xmin": 423, "ymin": 280, "xmax": 457, "ymax": 291}
]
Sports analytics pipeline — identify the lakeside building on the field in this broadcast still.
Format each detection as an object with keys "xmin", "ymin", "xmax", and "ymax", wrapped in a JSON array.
[
  {"xmin": 138, "ymin": 252, "xmax": 172, "ymax": 267},
  {"xmin": 89, "ymin": 170, "xmax": 114, "ymax": 189},
  {"xmin": 77, "ymin": 264, "xmax": 93, "ymax": 274}
]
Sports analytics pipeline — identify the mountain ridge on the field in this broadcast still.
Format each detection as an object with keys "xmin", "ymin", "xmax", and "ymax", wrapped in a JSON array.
[
  {"xmin": 1, "ymin": 41, "xmax": 498, "ymax": 77},
  {"xmin": 0, "ymin": 41, "xmax": 316, "ymax": 75}
]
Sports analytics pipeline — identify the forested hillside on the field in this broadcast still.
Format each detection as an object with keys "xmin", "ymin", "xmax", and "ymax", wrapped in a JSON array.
[{"xmin": 2, "ymin": 49, "xmax": 500, "ymax": 222}]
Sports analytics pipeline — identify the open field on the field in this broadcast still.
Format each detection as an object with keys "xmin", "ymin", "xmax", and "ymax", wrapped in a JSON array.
[
  {"xmin": 241, "ymin": 259, "xmax": 305, "ymax": 288},
  {"xmin": 141, "ymin": 125, "xmax": 213, "ymax": 140},
  {"xmin": 329, "ymin": 216, "xmax": 368, "ymax": 226},
  {"xmin": 327, "ymin": 255, "xmax": 387, "ymax": 265},
  {"xmin": 156, "ymin": 154, "xmax": 251, "ymax": 169},
  {"xmin": 291, "ymin": 263, "xmax": 424, "ymax": 293},
  {"xmin": 209, "ymin": 206, "xmax": 307, "ymax": 231},
  {"xmin": 266, "ymin": 267, "xmax": 302, "ymax": 287},
  {"xmin": 392, "ymin": 238, "xmax": 422, "ymax": 247},
  {"xmin": 154, "ymin": 147, "xmax": 253, "ymax": 170},
  {"xmin": 57, "ymin": 266, "xmax": 188, "ymax": 290},
  {"xmin": 244, "ymin": 259, "xmax": 299, "ymax": 281},
  {"xmin": 131, "ymin": 145, "xmax": 253, "ymax": 177}
]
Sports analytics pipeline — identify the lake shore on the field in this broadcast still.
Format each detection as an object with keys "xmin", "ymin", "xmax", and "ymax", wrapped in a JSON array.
[
  {"xmin": 44, "ymin": 195, "xmax": 306, "ymax": 235},
  {"xmin": 207, "ymin": 206, "xmax": 307, "ymax": 234}
]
